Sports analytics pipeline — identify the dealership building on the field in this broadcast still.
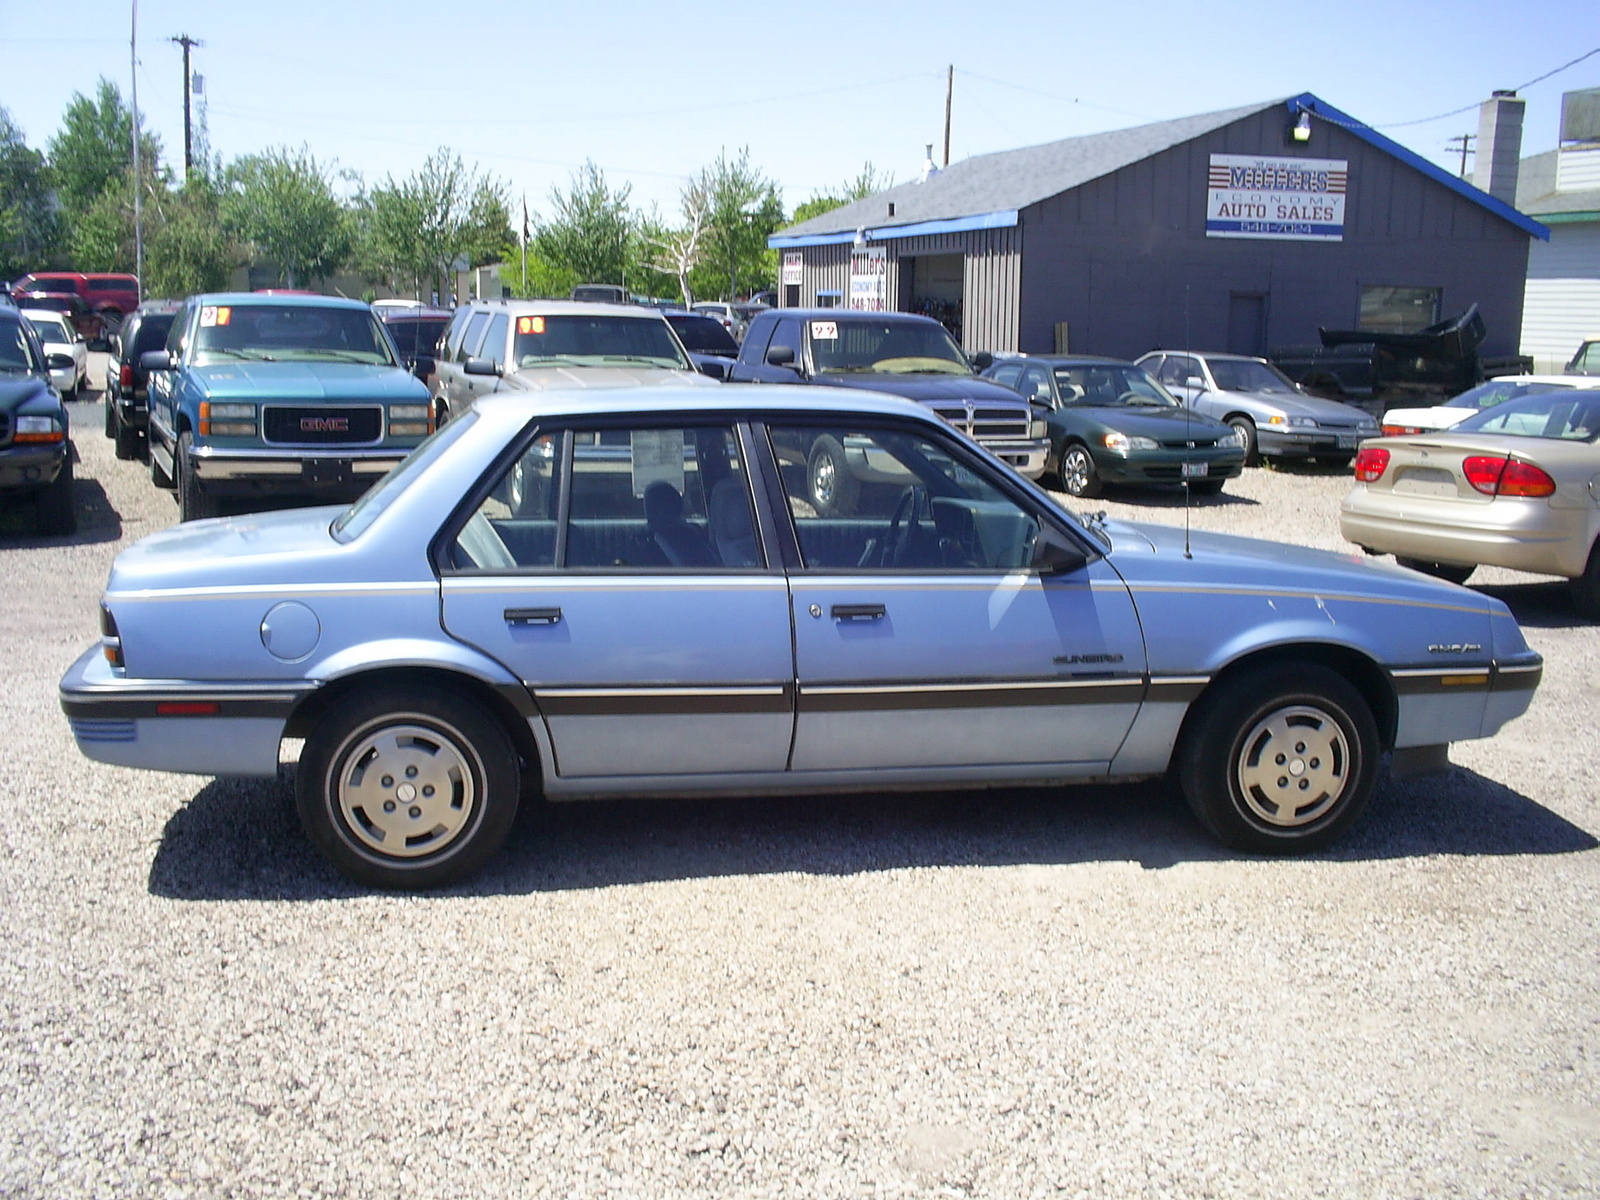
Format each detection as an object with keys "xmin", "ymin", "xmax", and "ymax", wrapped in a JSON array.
[{"xmin": 769, "ymin": 92, "xmax": 1548, "ymax": 361}]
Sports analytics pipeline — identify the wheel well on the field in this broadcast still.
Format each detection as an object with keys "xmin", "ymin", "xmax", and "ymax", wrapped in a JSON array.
[
  {"xmin": 1223, "ymin": 412, "xmax": 1255, "ymax": 427},
  {"xmin": 285, "ymin": 666, "xmax": 544, "ymax": 788},
  {"xmin": 1179, "ymin": 644, "xmax": 1398, "ymax": 755}
]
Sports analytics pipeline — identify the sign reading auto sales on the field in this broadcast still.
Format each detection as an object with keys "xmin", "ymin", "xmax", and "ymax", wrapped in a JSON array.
[{"xmin": 1206, "ymin": 154, "xmax": 1347, "ymax": 242}]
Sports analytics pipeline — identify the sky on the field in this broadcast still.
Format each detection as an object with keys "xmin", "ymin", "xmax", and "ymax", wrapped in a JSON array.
[{"xmin": 4, "ymin": 0, "xmax": 1598, "ymax": 224}]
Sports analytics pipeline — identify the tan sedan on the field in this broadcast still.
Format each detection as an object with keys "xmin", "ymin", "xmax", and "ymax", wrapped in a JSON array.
[{"xmin": 1340, "ymin": 389, "xmax": 1600, "ymax": 616}]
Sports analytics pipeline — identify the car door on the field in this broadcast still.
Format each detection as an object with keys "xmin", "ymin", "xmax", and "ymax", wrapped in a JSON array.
[
  {"xmin": 439, "ymin": 417, "xmax": 795, "ymax": 779},
  {"xmin": 146, "ymin": 301, "xmax": 195, "ymax": 461},
  {"xmin": 765, "ymin": 418, "xmax": 1148, "ymax": 773}
]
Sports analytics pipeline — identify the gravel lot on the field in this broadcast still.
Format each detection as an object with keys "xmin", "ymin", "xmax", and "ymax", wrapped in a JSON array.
[{"xmin": 3, "ymin": 361, "xmax": 1598, "ymax": 1198}]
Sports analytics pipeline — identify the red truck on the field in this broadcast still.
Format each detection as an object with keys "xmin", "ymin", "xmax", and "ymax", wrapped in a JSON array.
[{"xmin": 9, "ymin": 272, "xmax": 141, "ymax": 344}]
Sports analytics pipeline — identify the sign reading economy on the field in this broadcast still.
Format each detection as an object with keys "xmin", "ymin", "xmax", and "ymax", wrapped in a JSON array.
[{"xmin": 1206, "ymin": 154, "xmax": 1347, "ymax": 242}]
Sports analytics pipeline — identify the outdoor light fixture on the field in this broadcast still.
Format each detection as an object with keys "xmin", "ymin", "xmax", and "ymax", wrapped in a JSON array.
[
  {"xmin": 853, "ymin": 227, "xmax": 869, "ymax": 249},
  {"xmin": 1291, "ymin": 110, "xmax": 1312, "ymax": 143}
]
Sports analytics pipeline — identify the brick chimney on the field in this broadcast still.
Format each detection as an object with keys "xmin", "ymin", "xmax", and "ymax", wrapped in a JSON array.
[{"xmin": 1472, "ymin": 90, "xmax": 1525, "ymax": 205}]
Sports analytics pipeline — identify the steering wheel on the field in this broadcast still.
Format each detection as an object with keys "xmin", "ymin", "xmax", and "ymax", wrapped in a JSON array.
[{"xmin": 879, "ymin": 486, "xmax": 922, "ymax": 567}]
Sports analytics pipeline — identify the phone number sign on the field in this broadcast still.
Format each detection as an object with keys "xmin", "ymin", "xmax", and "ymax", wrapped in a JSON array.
[{"xmin": 1206, "ymin": 154, "xmax": 1347, "ymax": 242}]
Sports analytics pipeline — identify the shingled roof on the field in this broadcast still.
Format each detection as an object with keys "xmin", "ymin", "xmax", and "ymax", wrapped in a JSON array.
[{"xmin": 772, "ymin": 93, "xmax": 1547, "ymax": 247}]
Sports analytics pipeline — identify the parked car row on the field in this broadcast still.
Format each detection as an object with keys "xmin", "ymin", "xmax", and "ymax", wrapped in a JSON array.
[{"xmin": 0, "ymin": 304, "xmax": 77, "ymax": 534}]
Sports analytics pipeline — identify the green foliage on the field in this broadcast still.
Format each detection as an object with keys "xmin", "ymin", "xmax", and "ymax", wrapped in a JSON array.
[
  {"xmin": 497, "ymin": 250, "xmax": 581, "ymax": 300},
  {"xmin": 0, "ymin": 108, "xmax": 61, "ymax": 278},
  {"xmin": 145, "ymin": 178, "xmax": 237, "ymax": 297},
  {"xmin": 533, "ymin": 162, "xmax": 634, "ymax": 286},
  {"xmin": 688, "ymin": 148, "xmax": 784, "ymax": 302},
  {"xmin": 790, "ymin": 162, "xmax": 895, "ymax": 226},
  {"xmin": 355, "ymin": 149, "xmax": 510, "ymax": 295},
  {"xmin": 68, "ymin": 182, "xmax": 131, "ymax": 271},
  {"xmin": 223, "ymin": 147, "xmax": 351, "ymax": 287}
]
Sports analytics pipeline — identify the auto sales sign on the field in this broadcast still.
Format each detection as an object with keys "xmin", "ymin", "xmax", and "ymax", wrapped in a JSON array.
[{"xmin": 1206, "ymin": 155, "xmax": 1347, "ymax": 242}]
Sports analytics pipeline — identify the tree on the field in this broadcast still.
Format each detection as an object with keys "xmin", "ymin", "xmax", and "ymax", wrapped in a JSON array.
[
  {"xmin": 643, "ymin": 178, "xmax": 711, "ymax": 307},
  {"xmin": 0, "ymin": 108, "xmax": 61, "ymax": 277},
  {"xmin": 534, "ymin": 161, "xmax": 634, "ymax": 286},
  {"xmin": 144, "ymin": 177, "xmax": 237, "ymax": 296},
  {"xmin": 357, "ymin": 149, "xmax": 510, "ymax": 298},
  {"xmin": 222, "ymin": 147, "xmax": 351, "ymax": 287},
  {"xmin": 791, "ymin": 162, "xmax": 895, "ymax": 226},
  {"xmin": 690, "ymin": 148, "xmax": 784, "ymax": 302},
  {"xmin": 47, "ymin": 79, "xmax": 160, "ymax": 215}
]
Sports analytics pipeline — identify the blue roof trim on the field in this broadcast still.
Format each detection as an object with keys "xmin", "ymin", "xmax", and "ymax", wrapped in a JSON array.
[
  {"xmin": 1288, "ymin": 93, "xmax": 1549, "ymax": 242},
  {"xmin": 769, "ymin": 209, "xmax": 1019, "ymax": 249}
]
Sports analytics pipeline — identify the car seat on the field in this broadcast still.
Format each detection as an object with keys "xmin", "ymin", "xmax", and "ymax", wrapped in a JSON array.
[
  {"xmin": 708, "ymin": 477, "xmax": 759, "ymax": 566},
  {"xmin": 643, "ymin": 481, "xmax": 719, "ymax": 567}
]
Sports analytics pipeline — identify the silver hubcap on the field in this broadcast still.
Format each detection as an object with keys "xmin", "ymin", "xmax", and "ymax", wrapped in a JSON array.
[
  {"xmin": 333, "ymin": 718, "xmax": 479, "ymax": 859},
  {"xmin": 813, "ymin": 453, "xmax": 837, "ymax": 507},
  {"xmin": 1062, "ymin": 450, "xmax": 1091, "ymax": 494},
  {"xmin": 1234, "ymin": 704, "xmax": 1350, "ymax": 827}
]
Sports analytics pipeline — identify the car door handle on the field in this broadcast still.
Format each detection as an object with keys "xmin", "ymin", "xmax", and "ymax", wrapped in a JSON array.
[
  {"xmin": 831, "ymin": 603, "xmax": 886, "ymax": 621},
  {"xmin": 505, "ymin": 607, "xmax": 561, "ymax": 626}
]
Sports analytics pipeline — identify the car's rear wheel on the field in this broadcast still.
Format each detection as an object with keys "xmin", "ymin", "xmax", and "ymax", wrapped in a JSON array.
[
  {"xmin": 110, "ymin": 404, "xmax": 140, "ymax": 460},
  {"xmin": 177, "ymin": 431, "xmax": 220, "ymax": 521},
  {"xmin": 1177, "ymin": 662, "xmax": 1378, "ymax": 854},
  {"xmin": 808, "ymin": 435, "xmax": 858, "ymax": 515},
  {"xmin": 1059, "ymin": 444, "xmax": 1102, "ymax": 498},
  {"xmin": 1396, "ymin": 557, "xmax": 1475, "ymax": 585},
  {"xmin": 1228, "ymin": 417, "xmax": 1259, "ymax": 467},
  {"xmin": 103, "ymin": 395, "xmax": 116, "ymax": 438},
  {"xmin": 1571, "ymin": 540, "xmax": 1600, "ymax": 621},
  {"xmin": 36, "ymin": 454, "xmax": 77, "ymax": 536},
  {"xmin": 296, "ymin": 686, "xmax": 520, "ymax": 888}
]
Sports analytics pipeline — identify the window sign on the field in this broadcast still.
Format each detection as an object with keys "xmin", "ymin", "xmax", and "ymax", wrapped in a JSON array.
[
  {"xmin": 849, "ymin": 246, "xmax": 887, "ymax": 311},
  {"xmin": 1206, "ymin": 155, "xmax": 1347, "ymax": 242},
  {"xmin": 630, "ymin": 429, "xmax": 686, "ymax": 499},
  {"xmin": 781, "ymin": 251, "xmax": 803, "ymax": 287}
]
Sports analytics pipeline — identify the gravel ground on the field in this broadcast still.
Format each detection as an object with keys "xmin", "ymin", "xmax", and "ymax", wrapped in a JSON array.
[{"xmin": 3, "ymin": 363, "xmax": 1598, "ymax": 1198}]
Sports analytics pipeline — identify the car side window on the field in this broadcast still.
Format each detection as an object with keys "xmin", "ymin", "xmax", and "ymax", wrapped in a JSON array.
[
  {"xmin": 480, "ymin": 313, "xmax": 509, "ymax": 369},
  {"xmin": 770, "ymin": 316, "xmax": 804, "ymax": 366},
  {"xmin": 740, "ymin": 316, "xmax": 776, "ymax": 365},
  {"xmin": 450, "ymin": 424, "xmax": 762, "ymax": 572},
  {"xmin": 1160, "ymin": 356, "xmax": 1198, "ymax": 387},
  {"xmin": 767, "ymin": 424, "xmax": 1041, "ymax": 572},
  {"xmin": 1019, "ymin": 365, "xmax": 1053, "ymax": 404},
  {"xmin": 990, "ymin": 363, "xmax": 1022, "ymax": 389},
  {"xmin": 458, "ymin": 312, "xmax": 490, "ymax": 362},
  {"xmin": 442, "ymin": 308, "xmax": 472, "ymax": 360},
  {"xmin": 166, "ymin": 304, "xmax": 194, "ymax": 359}
]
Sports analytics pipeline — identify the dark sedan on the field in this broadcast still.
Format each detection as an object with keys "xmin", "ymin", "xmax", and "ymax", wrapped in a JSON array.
[{"xmin": 984, "ymin": 356, "xmax": 1246, "ymax": 497}]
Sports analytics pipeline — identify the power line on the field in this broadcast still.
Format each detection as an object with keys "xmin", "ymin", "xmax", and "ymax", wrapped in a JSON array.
[{"xmin": 1379, "ymin": 45, "xmax": 1600, "ymax": 128}]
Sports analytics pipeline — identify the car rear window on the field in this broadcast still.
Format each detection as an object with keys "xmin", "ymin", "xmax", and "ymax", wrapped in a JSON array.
[
  {"xmin": 129, "ymin": 314, "xmax": 177, "ymax": 355},
  {"xmin": 669, "ymin": 315, "xmax": 738, "ymax": 355}
]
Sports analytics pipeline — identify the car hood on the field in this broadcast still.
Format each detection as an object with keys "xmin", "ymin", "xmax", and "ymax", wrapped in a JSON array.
[
  {"xmin": 816, "ymin": 373, "xmax": 1028, "ymax": 406},
  {"xmin": 1059, "ymin": 404, "xmax": 1230, "ymax": 436},
  {"xmin": 1212, "ymin": 388, "xmax": 1367, "ymax": 420},
  {"xmin": 189, "ymin": 362, "xmax": 427, "ymax": 402},
  {"xmin": 0, "ymin": 374, "xmax": 58, "ymax": 415},
  {"xmin": 106, "ymin": 505, "xmax": 359, "ymax": 593},
  {"xmin": 503, "ymin": 366, "xmax": 717, "ymax": 391}
]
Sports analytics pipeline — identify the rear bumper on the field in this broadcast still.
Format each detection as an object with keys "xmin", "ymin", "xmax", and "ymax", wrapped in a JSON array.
[
  {"xmin": 1258, "ymin": 427, "xmax": 1369, "ymax": 458},
  {"xmin": 1340, "ymin": 491, "xmax": 1592, "ymax": 578}
]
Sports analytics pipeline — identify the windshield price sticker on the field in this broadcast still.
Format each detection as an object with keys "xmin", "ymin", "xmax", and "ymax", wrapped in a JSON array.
[
  {"xmin": 810, "ymin": 321, "xmax": 838, "ymax": 340},
  {"xmin": 199, "ymin": 306, "xmax": 232, "ymax": 327},
  {"xmin": 517, "ymin": 316, "xmax": 546, "ymax": 335}
]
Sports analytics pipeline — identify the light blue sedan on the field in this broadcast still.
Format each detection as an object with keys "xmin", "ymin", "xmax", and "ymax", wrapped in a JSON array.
[{"xmin": 60, "ymin": 386, "xmax": 1542, "ymax": 887}]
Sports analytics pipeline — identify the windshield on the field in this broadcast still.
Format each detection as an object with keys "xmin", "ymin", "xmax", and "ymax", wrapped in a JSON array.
[
  {"xmin": 511, "ymin": 314, "xmax": 690, "ymax": 369},
  {"xmin": 191, "ymin": 303, "xmax": 398, "ymax": 366},
  {"xmin": 1207, "ymin": 359, "xmax": 1298, "ymax": 394},
  {"xmin": 331, "ymin": 412, "xmax": 480, "ymax": 541},
  {"xmin": 0, "ymin": 319, "xmax": 40, "ymax": 371},
  {"xmin": 1454, "ymin": 392, "xmax": 1600, "ymax": 442},
  {"xmin": 1445, "ymin": 379, "xmax": 1573, "ymax": 411},
  {"xmin": 810, "ymin": 319, "xmax": 972, "ymax": 376},
  {"xmin": 668, "ymin": 315, "xmax": 739, "ymax": 355},
  {"xmin": 26, "ymin": 317, "xmax": 72, "ymax": 345},
  {"xmin": 1054, "ymin": 364, "xmax": 1176, "ymax": 407}
]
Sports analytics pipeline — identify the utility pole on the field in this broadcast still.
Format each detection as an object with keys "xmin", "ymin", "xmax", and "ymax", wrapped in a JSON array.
[
  {"xmin": 1446, "ymin": 133, "xmax": 1475, "ymax": 179},
  {"xmin": 170, "ymin": 33, "xmax": 203, "ymax": 179},
  {"xmin": 942, "ymin": 64, "xmax": 953, "ymax": 167},
  {"xmin": 131, "ymin": 0, "xmax": 142, "ymax": 282}
]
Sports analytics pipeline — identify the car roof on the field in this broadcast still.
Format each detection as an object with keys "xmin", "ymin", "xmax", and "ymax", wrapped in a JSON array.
[
  {"xmin": 1150, "ymin": 349, "xmax": 1268, "ymax": 363},
  {"xmin": 993, "ymin": 354, "xmax": 1141, "ymax": 368},
  {"xmin": 463, "ymin": 299, "xmax": 670, "ymax": 318},
  {"xmin": 472, "ymin": 382, "xmax": 943, "ymax": 425},
  {"xmin": 753, "ymin": 309, "xmax": 943, "ymax": 324},
  {"xmin": 1481, "ymin": 373, "xmax": 1600, "ymax": 387},
  {"xmin": 190, "ymin": 292, "xmax": 374, "ymax": 310},
  {"xmin": 377, "ymin": 306, "xmax": 453, "ymax": 320},
  {"xmin": 20, "ymin": 308, "xmax": 72, "ymax": 323}
]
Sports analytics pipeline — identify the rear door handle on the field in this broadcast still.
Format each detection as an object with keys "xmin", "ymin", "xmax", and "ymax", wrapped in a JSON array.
[
  {"xmin": 831, "ymin": 603, "xmax": 886, "ymax": 621},
  {"xmin": 505, "ymin": 607, "xmax": 561, "ymax": 626}
]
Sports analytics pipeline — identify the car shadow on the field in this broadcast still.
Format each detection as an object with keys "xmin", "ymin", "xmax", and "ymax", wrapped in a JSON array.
[
  {"xmin": 147, "ymin": 761, "xmax": 1596, "ymax": 902},
  {"xmin": 0, "ymin": 467, "xmax": 124, "ymax": 545},
  {"xmin": 1474, "ymin": 579, "xmax": 1590, "ymax": 629},
  {"xmin": 1096, "ymin": 484, "xmax": 1260, "ymax": 508}
]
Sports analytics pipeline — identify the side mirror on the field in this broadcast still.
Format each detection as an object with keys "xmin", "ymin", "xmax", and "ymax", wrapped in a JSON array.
[
  {"xmin": 46, "ymin": 352, "xmax": 75, "ymax": 371},
  {"xmin": 971, "ymin": 351, "xmax": 994, "ymax": 371},
  {"xmin": 464, "ymin": 356, "xmax": 502, "ymax": 377},
  {"xmin": 766, "ymin": 344, "xmax": 796, "ymax": 368},
  {"xmin": 1030, "ymin": 527, "xmax": 1091, "ymax": 575},
  {"xmin": 411, "ymin": 354, "xmax": 436, "ymax": 381},
  {"xmin": 696, "ymin": 358, "xmax": 727, "ymax": 380},
  {"xmin": 139, "ymin": 349, "xmax": 173, "ymax": 372},
  {"xmin": 1182, "ymin": 375, "xmax": 1205, "ymax": 390}
]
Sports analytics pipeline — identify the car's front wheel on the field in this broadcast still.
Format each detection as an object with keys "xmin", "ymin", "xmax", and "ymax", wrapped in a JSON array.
[
  {"xmin": 1228, "ymin": 416, "xmax": 1259, "ymax": 467},
  {"xmin": 296, "ymin": 686, "xmax": 521, "ymax": 888},
  {"xmin": 808, "ymin": 434, "xmax": 858, "ymax": 515},
  {"xmin": 1177, "ymin": 662, "xmax": 1378, "ymax": 854},
  {"xmin": 1571, "ymin": 540, "xmax": 1600, "ymax": 621},
  {"xmin": 36, "ymin": 453, "xmax": 77, "ymax": 536},
  {"xmin": 1058, "ymin": 444, "xmax": 1102, "ymax": 498}
]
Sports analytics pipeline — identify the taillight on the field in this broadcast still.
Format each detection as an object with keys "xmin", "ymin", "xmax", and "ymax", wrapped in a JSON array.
[
  {"xmin": 100, "ymin": 604, "xmax": 124, "ymax": 669},
  {"xmin": 119, "ymin": 363, "xmax": 134, "ymax": 389},
  {"xmin": 1354, "ymin": 446, "xmax": 1390, "ymax": 482},
  {"xmin": 1463, "ymin": 455, "xmax": 1555, "ymax": 498},
  {"xmin": 1381, "ymin": 423, "xmax": 1423, "ymax": 437}
]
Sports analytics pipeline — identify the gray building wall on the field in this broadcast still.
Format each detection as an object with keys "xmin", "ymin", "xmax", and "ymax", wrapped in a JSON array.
[{"xmin": 1016, "ymin": 107, "xmax": 1533, "ymax": 360}]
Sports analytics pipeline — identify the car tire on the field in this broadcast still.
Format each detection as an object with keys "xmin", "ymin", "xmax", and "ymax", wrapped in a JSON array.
[
  {"xmin": 296, "ymin": 685, "xmax": 521, "ymax": 889},
  {"xmin": 1570, "ymin": 541, "xmax": 1600, "ymax": 620},
  {"xmin": 808, "ymin": 435, "xmax": 858, "ymax": 516},
  {"xmin": 177, "ymin": 431, "xmax": 219, "ymax": 522},
  {"xmin": 1189, "ymin": 478, "xmax": 1226, "ymax": 496},
  {"xmin": 150, "ymin": 439, "xmax": 174, "ymax": 489},
  {"xmin": 1228, "ymin": 417, "xmax": 1259, "ymax": 467},
  {"xmin": 103, "ymin": 394, "xmax": 116, "ymax": 438},
  {"xmin": 36, "ymin": 452, "xmax": 77, "ymax": 536},
  {"xmin": 111, "ymin": 404, "xmax": 141, "ymax": 460},
  {"xmin": 1177, "ymin": 661, "xmax": 1378, "ymax": 855},
  {"xmin": 1395, "ymin": 557, "xmax": 1475, "ymax": 585},
  {"xmin": 1059, "ymin": 444, "xmax": 1102, "ymax": 498}
]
